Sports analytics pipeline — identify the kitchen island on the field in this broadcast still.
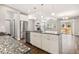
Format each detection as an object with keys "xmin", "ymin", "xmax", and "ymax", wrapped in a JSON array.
[
  {"xmin": 0, "ymin": 35, "xmax": 31, "ymax": 54},
  {"xmin": 27, "ymin": 31, "xmax": 60, "ymax": 54},
  {"xmin": 28, "ymin": 31, "xmax": 77, "ymax": 54}
]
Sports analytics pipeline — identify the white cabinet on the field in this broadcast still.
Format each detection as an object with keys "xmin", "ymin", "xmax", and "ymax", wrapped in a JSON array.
[
  {"xmin": 42, "ymin": 34, "xmax": 59, "ymax": 53},
  {"xmin": 42, "ymin": 34, "xmax": 49, "ymax": 51},
  {"xmin": 49, "ymin": 35, "xmax": 59, "ymax": 53},
  {"xmin": 61, "ymin": 34, "xmax": 76, "ymax": 54},
  {"xmin": 30, "ymin": 32, "xmax": 42, "ymax": 48},
  {"xmin": 30, "ymin": 32, "xmax": 59, "ymax": 53}
]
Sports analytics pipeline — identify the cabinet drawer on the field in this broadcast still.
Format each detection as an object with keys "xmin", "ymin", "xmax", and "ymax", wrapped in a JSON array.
[
  {"xmin": 49, "ymin": 35, "xmax": 58, "ymax": 40},
  {"xmin": 43, "ymin": 34, "xmax": 58, "ymax": 40}
]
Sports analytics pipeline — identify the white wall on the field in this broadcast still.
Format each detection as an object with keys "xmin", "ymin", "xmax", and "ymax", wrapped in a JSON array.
[
  {"xmin": 0, "ymin": 6, "xmax": 7, "ymax": 33},
  {"xmin": 20, "ymin": 14, "xmax": 28, "ymax": 21},
  {"xmin": 0, "ymin": 5, "xmax": 21, "ymax": 40},
  {"xmin": 15, "ymin": 14, "xmax": 20, "ymax": 40},
  {"xmin": 0, "ymin": 5, "xmax": 17, "ymax": 33}
]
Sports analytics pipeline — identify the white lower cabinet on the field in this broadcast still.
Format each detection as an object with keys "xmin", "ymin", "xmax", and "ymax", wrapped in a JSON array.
[
  {"xmin": 49, "ymin": 35, "xmax": 59, "ymax": 53},
  {"xmin": 61, "ymin": 34, "xmax": 76, "ymax": 54},
  {"xmin": 42, "ymin": 34, "xmax": 59, "ymax": 53},
  {"xmin": 42, "ymin": 34, "xmax": 49, "ymax": 52},
  {"xmin": 30, "ymin": 32, "xmax": 59, "ymax": 53},
  {"xmin": 30, "ymin": 32, "xmax": 42, "ymax": 48}
]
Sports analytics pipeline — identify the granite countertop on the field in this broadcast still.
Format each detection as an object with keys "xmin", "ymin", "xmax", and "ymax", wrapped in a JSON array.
[
  {"xmin": 0, "ymin": 35, "xmax": 30, "ymax": 54},
  {"xmin": 26, "ymin": 31, "xmax": 60, "ymax": 35}
]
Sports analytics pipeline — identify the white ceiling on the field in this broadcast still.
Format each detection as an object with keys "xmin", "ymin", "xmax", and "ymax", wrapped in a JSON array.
[{"xmin": 6, "ymin": 4, "xmax": 79, "ymax": 17}]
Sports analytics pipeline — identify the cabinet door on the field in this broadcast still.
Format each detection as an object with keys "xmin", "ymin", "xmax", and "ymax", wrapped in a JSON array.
[
  {"xmin": 42, "ymin": 34, "xmax": 59, "ymax": 53},
  {"xmin": 30, "ymin": 32, "xmax": 42, "ymax": 48},
  {"xmin": 48, "ymin": 35, "xmax": 59, "ymax": 53},
  {"xmin": 62, "ymin": 34, "xmax": 76, "ymax": 54},
  {"xmin": 42, "ymin": 34, "xmax": 50, "ymax": 52}
]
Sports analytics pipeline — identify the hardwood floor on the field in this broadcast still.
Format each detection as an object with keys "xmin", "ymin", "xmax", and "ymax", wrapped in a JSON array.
[
  {"xmin": 25, "ymin": 42, "xmax": 49, "ymax": 54},
  {"xmin": 20, "ymin": 39, "xmax": 49, "ymax": 54}
]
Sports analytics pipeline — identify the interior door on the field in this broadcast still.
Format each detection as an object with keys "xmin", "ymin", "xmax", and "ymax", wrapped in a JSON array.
[{"xmin": 20, "ymin": 21, "xmax": 28, "ymax": 39}]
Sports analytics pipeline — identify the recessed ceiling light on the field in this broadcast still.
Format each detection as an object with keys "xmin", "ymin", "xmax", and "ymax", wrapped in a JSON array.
[
  {"xmin": 41, "ymin": 16, "xmax": 44, "ymax": 18},
  {"xmin": 65, "ymin": 16, "xmax": 69, "ymax": 19},
  {"xmin": 62, "ymin": 17, "xmax": 65, "ymax": 19},
  {"xmin": 51, "ymin": 13, "xmax": 55, "ymax": 16},
  {"xmin": 28, "ymin": 15, "xmax": 36, "ymax": 19},
  {"xmin": 62, "ymin": 16, "xmax": 69, "ymax": 19}
]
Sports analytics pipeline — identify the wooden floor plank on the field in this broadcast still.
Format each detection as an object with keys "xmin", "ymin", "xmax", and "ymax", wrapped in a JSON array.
[
  {"xmin": 25, "ymin": 42, "xmax": 49, "ymax": 54},
  {"xmin": 19, "ymin": 39, "xmax": 49, "ymax": 54}
]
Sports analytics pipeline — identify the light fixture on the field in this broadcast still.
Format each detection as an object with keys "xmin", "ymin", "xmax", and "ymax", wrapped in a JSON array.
[
  {"xmin": 65, "ymin": 16, "xmax": 69, "ymax": 19},
  {"xmin": 41, "ymin": 16, "xmax": 44, "ymax": 18},
  {"xmin": 63, "ymin": 16, "xmax": 69, "ymax": 19},
  {"xmin": 28, "ymin": 15, "xmax": 36, "ymax": 19},
  {"xmin": 51, "ymin": 13, "xmax": 55, "ymax": 16}
]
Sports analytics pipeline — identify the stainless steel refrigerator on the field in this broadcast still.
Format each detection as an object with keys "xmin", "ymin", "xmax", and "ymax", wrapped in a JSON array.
[{"xmin": 20, "ymin": 20, "xmax": 28, "ymax": 39}]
